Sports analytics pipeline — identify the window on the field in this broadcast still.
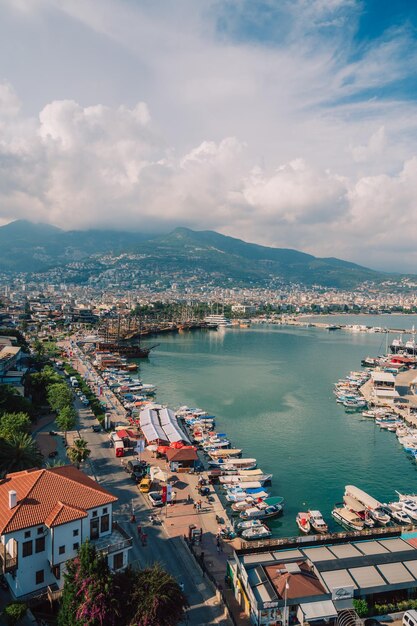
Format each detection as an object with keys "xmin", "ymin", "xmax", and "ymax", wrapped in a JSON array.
[
  {"xmin": 100, "ymin": 514, "xmax": 110, "ymax": 533},
  {"xmin": 24, "ymin": 530, "xmax": 31, "ymax": 538},
  {"xmin": 73, "ymin": 529, "xmax": 79, "ymax": 537},
  {"xmin": 35, "ymin": 569, "xmax": 44, "ymax": 585},
  {"xmin": 113, "ymin": 552, "xmax": 123, "ymax": 570},
  {"xmin": 22, "ymin": 540, "xmax": 32, "ymax": 557},
  {"xmin": 92, "ymin": 510, "xmax": 98, "ymax": 517},
  {"xmin": 103, "ymin": 507, "xmax": 108, "ymax": 514},
  {"xmin": 37, "ymin": 526, "xmax": 43, "ymax": 535},
  {"xmin": 73, "ymin": 542, "xmax": 79, "ymax": 550},
  {"xmin": 35, "ymin": 537, "xmax": 45, "ymax": 553},
  {"xmin": 58, "ymin": 545, "xmax": 65, "ymax": 555}
]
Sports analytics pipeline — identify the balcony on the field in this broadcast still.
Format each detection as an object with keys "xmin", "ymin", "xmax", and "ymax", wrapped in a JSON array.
[
  {"xmin": 0, "ymin": 542, "xmax": 17, "ymax": 573},
  {"xmin": 93, "ymin": 522, "xmax": 132, "ymax": 557},
  {"xmin": 47, "ymin": 583, "xmax": 62, "ymax": 603}
]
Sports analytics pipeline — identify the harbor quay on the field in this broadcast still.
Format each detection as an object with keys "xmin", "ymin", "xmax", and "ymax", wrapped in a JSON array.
[{"xmin": 56, "ymin": 333, "xmax": 417, "ymax": 626}]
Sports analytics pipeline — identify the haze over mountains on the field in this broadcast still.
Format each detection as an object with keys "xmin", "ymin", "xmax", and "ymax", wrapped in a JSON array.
[{"xmin": 0, "ymin": 220, "xmax": 394, "ymax": 289}]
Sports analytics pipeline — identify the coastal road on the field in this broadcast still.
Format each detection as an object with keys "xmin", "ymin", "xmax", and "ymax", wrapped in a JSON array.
[
  {"xmin": 62, "ymin": 343, "xmax": 229, "ymax": 625},
  {"xmin": 76, "ymin": 410, "xmax": 227, "ymax": 625}
]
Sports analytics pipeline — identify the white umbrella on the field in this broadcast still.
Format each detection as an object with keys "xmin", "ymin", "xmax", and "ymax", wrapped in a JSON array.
[{"xmin": 146, "ymin": 444, "xmax": 158, "ymax": 452}]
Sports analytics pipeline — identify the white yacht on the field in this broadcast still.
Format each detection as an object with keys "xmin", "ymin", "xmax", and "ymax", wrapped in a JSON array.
[{"xmin": 204, "ymin": 314, "xmax": 232, "ymax": 328}]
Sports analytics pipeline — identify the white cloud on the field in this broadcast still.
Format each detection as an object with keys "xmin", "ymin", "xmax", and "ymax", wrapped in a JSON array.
[{"xmin": 0, "ymin": 1, "xmax": 417, "ymax": 270}]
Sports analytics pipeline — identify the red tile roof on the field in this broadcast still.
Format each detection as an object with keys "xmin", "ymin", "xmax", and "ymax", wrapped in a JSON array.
[{"xmin": 0, "ymin": 467, "xmax": 117, "ymax": 534}]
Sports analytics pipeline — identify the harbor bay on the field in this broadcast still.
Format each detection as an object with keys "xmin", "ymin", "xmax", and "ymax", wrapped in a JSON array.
[{"xmin": 139, "ymin": 318, "xmax": 417, "ymax": 537}]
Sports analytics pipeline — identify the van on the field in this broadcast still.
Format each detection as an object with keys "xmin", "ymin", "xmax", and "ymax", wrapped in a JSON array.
[
  {"xmin": 403, "ymin": 611, "xmax": 417, "ymax": 626},
  {"xmin": 139, "ymin": 477, "xmax": 152, "ymax": 493}
]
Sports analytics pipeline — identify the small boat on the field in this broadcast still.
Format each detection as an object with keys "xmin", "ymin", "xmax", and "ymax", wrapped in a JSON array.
[
  {"xmin": 226, "ymin": 488, "xmax": 270, "ymax": 503},
  {"xmin": 241, "ymin": 524, "xmax": 272, "ymax": 540},
  {"xmin": 234, "ymin": 519, "xmax": 265, "ymax": 533},
  {"xmin": 367, "ymin": 507, "xmax": 391, "ymax": 526},
  {"xmin": 207, "ymin": 457, "xmax": 256, "ymax": 470},
  {"xmin": 219, "ymin": 473, "xmax": 272, "ymax": 486},
  {"xmin": 332, "ymin": 506, "xmax": 364, "ymax": 531},
  {"xmin": 240, "ymin": 503, "xmax": 283, "ymax": 520},
  {"xmin": 208, "ymin": 448, "xmax": 242, "ymax": 458},
  {"xmin": 231, "ymin": 497, "xmax": 261, "ymax": 512},
  {"xmin": 308, "ymin": 510, "xmax": 328, "ymax": 534},
  {"xmin": 385, "ymin": 504, "xmax": 411, "ymax": 525},
  {"xmin": 399, "ymin": 499, "xmax": 417, "ymax": 521},
  {"xmin": 296, "ymin": 512, "xmax": 311, "ymax": 534}
]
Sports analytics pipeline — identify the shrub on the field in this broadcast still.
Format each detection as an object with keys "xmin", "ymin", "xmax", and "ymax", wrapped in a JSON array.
[
  {"xmin": 353, "ymin": 599, "xmax": 368, "ymax": 618},
  {"xmin": 3, "ymin": 602, "xmax": 27, "ymax": 626}
]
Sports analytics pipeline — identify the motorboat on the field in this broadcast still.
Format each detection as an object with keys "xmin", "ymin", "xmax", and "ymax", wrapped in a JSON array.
[
  {"xmin": 219, "ymin": 473, "xmax": 272, "ymax": 486},
  {"xmin": 226, "ymin": 487, "xmax": 269, "ymax": 503},
  {"xmin": 308, "ymin": 510, "xmax": 328, "ymax": 534},
  {"xmin": 385, "ymin": 504, "xmax": 412, "ymax": 525},
  {"xmin": 240, "ymin": 502, "xmax": 283, "ymax": 520},
  {"xmin": 343, "ymin": 494, "xmax": 374, "ymax": 528},
  {"xmin": 368, "ymin": 507, "xmax": 391, "ymax": 526},
  {"xmin": 296, "ymin": 512, "xmax": 311, "ymax": 534},
  {"xmin": 241, "ymin": 524, "xmax": 272, "ymax": 541},
  {"xmin": 399, "ymin": 499, "xmax": 417, "ymax": 521},
  {"xmin": 344, "ymin": 485, "xmax": 390, "ymax": 526},
  {"xmin": 234, "ymin": 519, "xmax": 265, "ymax": 533},
  {"xmin": 332, "ymin": 506, "xmax": 364, "ymax": 531},
  {"xmin": 208, "ymin": 448, "xmax": 242, "ymax": 458},
  {"xmin": 207, "ymin": 457, "xmax": 257, "ymax": 470},
  {"xmin": 231, "ymin": 497, "xmax": 261, "ymax": 512}
]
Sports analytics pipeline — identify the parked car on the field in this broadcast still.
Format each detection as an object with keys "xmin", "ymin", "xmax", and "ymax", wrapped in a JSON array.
[
  {"xmin": 92, "ymin": 425, "xmax": 101, "ymax": 432},
  {"xmin": 148, "ymin": 492, "xmax": 164, "ymax": 507},
  {"xmin": 139, "ymin": 477, "xmax": 152, "ymax": 493},
  {"xmin": 131, "ymin": 469, "xmax": 146, "ymax": 483},
  {"xmin": 126, "ymin": 460, "xmax": 147, "ymax": 474}
]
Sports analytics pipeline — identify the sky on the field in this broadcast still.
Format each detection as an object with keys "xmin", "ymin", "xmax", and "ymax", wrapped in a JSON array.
[{"xmin": 1, "ymin": 0, "xmax": 417, "ymax": 272}]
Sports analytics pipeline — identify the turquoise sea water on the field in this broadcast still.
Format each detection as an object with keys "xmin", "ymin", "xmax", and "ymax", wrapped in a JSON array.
[{"xmin": 138, "ymin": 317, "xmax": 417, "ymax": 537}]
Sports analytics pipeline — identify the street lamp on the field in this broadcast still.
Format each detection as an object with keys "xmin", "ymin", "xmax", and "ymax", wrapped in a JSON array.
[{"xmin": 283, "ymin": 580, "xmax": 290, "ymax": 626}]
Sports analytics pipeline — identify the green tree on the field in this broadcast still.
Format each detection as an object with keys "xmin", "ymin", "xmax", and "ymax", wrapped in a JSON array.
[
  {"xmin": 58, "ymin": 541, "xmax": 117, "ymax": 626},
  {"xmin": 28, "ymin": 365, "xmax": 61, "ymax": 404},
  {"xmin": 3, "ymin": 602, "xmax": 27, "ymax": 626},
  {"xmin": 47, "ymin": 383, "xmax": 73, "ymax": 413},
  {"xmin": 67, "ymin": 438, "xmax": 91, "ymax": 469},
  {"xmin": 0, "ymin": 433, "xmax": 43, "ymax": 475},
  {"xmin": 33, "ymin": 339, "xmax": 46, "ymax": 361},
  {"xmin": 0, "ymin": 412, "xmax": 31, "ymax": 440},
  {"xmin": 0, "ymin": 386, "xmax": 35, "ymax": 419},
  {"xmin": 56, "ymin": 405, "xmax": 77, "ymax": 443},
  {"xmin": 124, "ymin": 563, "xmax": 187, "ymax": 626}
]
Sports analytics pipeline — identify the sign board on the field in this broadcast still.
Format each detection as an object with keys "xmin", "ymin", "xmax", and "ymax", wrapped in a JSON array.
[
  {"xmin": 135, "ymin": 440, "xmax": 145, "ymax": 454},
  {"xmin": 332, "ymin": 586, "xmax": 354, "ymax": 601},
  {"xmin": 263, "ymin": 601, "xmax": 279, "ymax": 609},
  {"xmin": 161, "ymin": 485, "xmax": 167, "ymax": 503}
]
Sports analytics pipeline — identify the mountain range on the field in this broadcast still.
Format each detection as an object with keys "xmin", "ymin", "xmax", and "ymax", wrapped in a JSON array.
[{"xmin": 0, "ymin": 220, "xmax": 395, "ymax": 288}]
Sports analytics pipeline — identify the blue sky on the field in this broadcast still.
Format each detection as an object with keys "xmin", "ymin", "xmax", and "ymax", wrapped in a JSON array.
[{"xmin": 0, "ymin": 0, "xmax": 417, "ymax": 271}]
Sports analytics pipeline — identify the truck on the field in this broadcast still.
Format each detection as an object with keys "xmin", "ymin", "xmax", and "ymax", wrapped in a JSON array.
[{"xmin": 113, "ymin": 437, "xmax": 124, "ymax": 457}]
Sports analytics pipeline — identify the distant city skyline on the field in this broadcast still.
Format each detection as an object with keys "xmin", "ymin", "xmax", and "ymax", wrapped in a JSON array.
[{"xmin": 0, "ymin": 1, "xmax": 417, "ymax": 272}]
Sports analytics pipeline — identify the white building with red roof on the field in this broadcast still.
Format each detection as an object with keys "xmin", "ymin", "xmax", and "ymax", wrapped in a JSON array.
[{"xmin": 0, "ymin": 466, "xmax": 132, "ymax": 602}]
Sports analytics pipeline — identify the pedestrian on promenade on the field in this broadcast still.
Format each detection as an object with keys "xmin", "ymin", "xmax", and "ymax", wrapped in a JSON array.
[
  {"xmin": 137, "ymin": 525, "xmax": 142, "ymax": 537},
  {"xmin": 193, "ymin": 501, "xmax": 197, "ymax": 511},
  {"xmin": 198, "ymin": 499, "xmax": 202, "ymax": 511},
  {"xmin": 141, "ymin": 533, "xmax": 147, "ymax": 547}
]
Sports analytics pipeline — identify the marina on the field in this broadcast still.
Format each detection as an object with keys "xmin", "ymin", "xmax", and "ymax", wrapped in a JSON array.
[{"xmin": 138, "ymin": 317, "xmax": 417, "ymax": 536}]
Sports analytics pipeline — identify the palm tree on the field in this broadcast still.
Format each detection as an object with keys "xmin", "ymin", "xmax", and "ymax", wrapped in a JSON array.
[
  {"xmin": 0, "ymin": 433, "xmax": 43, "ymax": 475},
  {"xmin": 127, "ymin": 563, "xmax": 188, "ymax": 626},
  {"xmin": 67, "ymin": 438, "xmax": 91, "ymax": 469}
]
